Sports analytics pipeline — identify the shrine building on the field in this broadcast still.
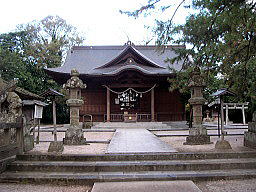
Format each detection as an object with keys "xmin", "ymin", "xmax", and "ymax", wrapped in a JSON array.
[{"xmin": 45, "ymin": 42, "xmax": 185, "ymax": 122}]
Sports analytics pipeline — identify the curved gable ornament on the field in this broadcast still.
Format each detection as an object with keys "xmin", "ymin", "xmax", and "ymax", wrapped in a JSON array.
[
  {"xmin": 124, "ymin": 40, "xmax": 135, "ymax": 46},
  {"xmin": 103, "ymin": 65, "xmax": 154, "ymax": 75},
  {"xmin": 125, "ymin": 57, "xmax": 136, "ymax": 65}
]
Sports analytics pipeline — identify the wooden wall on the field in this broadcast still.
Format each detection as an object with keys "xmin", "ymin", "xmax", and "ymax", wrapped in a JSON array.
[
  {"xmin": 80, "ymin": 88, "xmax": 106, "ymax": 122},
  {"xmin": 155, "ymin": 88, "xmax": 185, "ymax": 121},
  {"xmin": 80, "ymin": 84, "xmax": 185, "ymax": 122}
]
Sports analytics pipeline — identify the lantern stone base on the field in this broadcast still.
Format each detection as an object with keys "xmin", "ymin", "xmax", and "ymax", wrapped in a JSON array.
[
  {"xmin": 244, "ymin": 120, "xmax": 256, "ymax": 149},
  {"xmin": 184, "ymin": 126, "xmax": 212, "ymax": 145},
  {"xmin": 215, "ymin": 139, "xmax": 232, "ymax": 149},
  {"xmin": 24, "ymin": 135, "xmax": 34, "ymax": 152},
  {"xmin": 48, "ymin": 141, "xmax": 64, "ymax": 153},
  {"xmin": 63, "ymin": 126, "xmax": 87, "ymax": 145},
  {"xmin": 244, "ymin": 131, "xmax": 256, "ymax": 149},
  {"xmin": 184, "ymin": 135, "xmax": 212, "ymax": 145}
]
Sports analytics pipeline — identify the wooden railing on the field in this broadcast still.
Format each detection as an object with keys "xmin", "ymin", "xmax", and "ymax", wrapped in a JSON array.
[
  {"xmin": 104, "ymin": 114, "xmax": 124, "ymax": 122},
  {"xmin": 103, "ymin": 112, "xmax": 185, "ymax": 122},
  {"xmin": 104, "ymin": 113, "xmax": 155, "ymax": 122},
  {"xmin": 0, "ymin": 118, "xmax": 24, "ymax": 173},
  {"xmin": 137, "ymin": 114, "xmax": 152, "ymax": 122}
]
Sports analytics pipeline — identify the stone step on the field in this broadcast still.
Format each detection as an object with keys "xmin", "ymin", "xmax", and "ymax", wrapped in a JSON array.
[
  {"xmin": 92, "ymin": 122, "xmax": 170, "ymax": 129},
  {"xmin": 7, "ymin": 158, "xmax": 256, "ymax": 172},
  {"xmin": 1, "ymin": 169, "xmax": 256, "ymax": 184},
  {"xmin": 16, "ymin": 152, "xmax": 256, "ymax": 162}
]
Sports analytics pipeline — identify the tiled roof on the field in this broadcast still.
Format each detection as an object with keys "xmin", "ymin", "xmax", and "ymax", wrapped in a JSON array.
[
  {"xmin": 211, "ymin": 88, "xmax": 236, "ymax": 97},
  {"xmin": 45, "ymin": 44, "xmax": 185, "ymax": 76},
  {"xmin": 40, "ymin": 88, "xmax": 64, "ymax": 97},
  {"xmin": 0, "ymin": 78, "xmax": 43, "ymax": 100}
]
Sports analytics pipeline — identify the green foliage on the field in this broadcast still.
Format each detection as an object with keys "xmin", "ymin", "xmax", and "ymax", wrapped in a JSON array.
[
  {"xmin": 42, "ymin": 96, "xmax": 70, "ymax": 124},
  {"xmin": 17, "ymin": 15, "xmax": 84, "ymax": 68},
  {"xmin": 0, "ymin": 31, "xmax": 58, "ymax": 94},
  {"xmin": 125, "ymin": 0, "xmax": 256, "ymax": 115},
  {"xmin": 0, "ymin": 15, "xmax": 85, "ymax": 123}
]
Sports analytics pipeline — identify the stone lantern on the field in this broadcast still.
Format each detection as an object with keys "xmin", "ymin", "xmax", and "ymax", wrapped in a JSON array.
[
  {"xmin": 244, "ymin": 111, "xmax": 256, "ymax": 148},
  {"xmin": 184, "ymin": 67, "xmax": 211, "ymax": 145},
  {"xmin": 63, "ymin": 69, "xmax": 86, "ymax": 145}
]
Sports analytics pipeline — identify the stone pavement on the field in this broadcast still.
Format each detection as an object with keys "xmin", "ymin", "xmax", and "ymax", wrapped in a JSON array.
[
  {"xmin": 91, "ymin": 181, "xmax": 202, "ymax": 192},
  {"xmin": 106, "ymin": 128, "xmax": 177, "ymax": 153},
  {"xmin": 154, "ymin": 128, "xmax": 247, "ymax": 137}
]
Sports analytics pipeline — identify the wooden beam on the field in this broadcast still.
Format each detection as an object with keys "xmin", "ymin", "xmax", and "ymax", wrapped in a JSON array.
[
  {"xmin": 223, "ymin": 106, "xmax": 248, "ymax": 110},
  {"xmin": 53, "ymin": 98, "xmax": 57, "ymax": 142},
  {"xmin": 108, "ymin": 84, "xmax": 155, "ymax": 88}
]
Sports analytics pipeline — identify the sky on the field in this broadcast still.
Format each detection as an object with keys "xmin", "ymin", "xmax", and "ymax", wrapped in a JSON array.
[{"xmin": 0, "ymin": 0, "xmax": 192, "ymax": 45}]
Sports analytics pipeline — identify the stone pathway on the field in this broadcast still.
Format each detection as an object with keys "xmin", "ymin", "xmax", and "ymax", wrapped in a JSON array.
[
  {"xmin": 106, "ymin": 128, "xmax": 177, "ymax": 153},
  {"xmin": 92, "ymin": 181, "xmax": 202, "ymax": 192}
]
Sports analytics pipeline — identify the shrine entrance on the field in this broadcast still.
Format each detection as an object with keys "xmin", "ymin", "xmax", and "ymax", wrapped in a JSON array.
[{"xmin": 104, "ymin": 84, "xmax": 156, "ymax": 122}]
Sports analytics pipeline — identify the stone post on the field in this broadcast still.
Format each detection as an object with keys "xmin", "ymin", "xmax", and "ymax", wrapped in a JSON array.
[
  {"xmin": 242, "ymin": 104, "xmax": 246, "ymax": 125},
  {"xmin": 244, "ymin": 111, "xmax": 256, "ymax": 148},
  {"xmin": 63, "ymin": 69, "xmax": 87, "ymax": 145},
  {"xmin": 225, "ymin": 104, "xmax": 229, "ymax": 125},
  {"xmin": 48, "ymin": 96, "xmax": 64, "ymax": 153},
  {"xmin": 184, "ymin": 67, "xmax": 211, "ymax": 145}
]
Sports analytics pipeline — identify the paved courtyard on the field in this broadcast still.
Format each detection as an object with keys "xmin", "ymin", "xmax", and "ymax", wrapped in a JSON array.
[
  {"xmin": 28, "ymin": 122, "xmax": 253, "ymax": 154},
  {"xmin": 106, "ymin": 128, "xmax": 177, "ymax": 153}
]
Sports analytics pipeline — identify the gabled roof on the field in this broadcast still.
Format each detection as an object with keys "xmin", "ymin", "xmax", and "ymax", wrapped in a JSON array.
[
  {"xmin": 15, "ymin": 87, "xmax": 43, "ymax": 100},
  {"xmin": 211, "ymin": 88, "xmax": 236, "ymax": 97},
  {"xmin": 45, "ymin": 44, "xmax": 185, "ymax": 77},
  {"xmin": 22, "ymin": 100, "xmax": 48, "ymax": 107},
  {"xmin": 95, "ymin": 45, "xmax": 165, "ymax": 69},
  {"xmin": 40, "ymin": 88, "xmax": 64, "ymax": 97},
  {"xmin": 0, "ymin": 78, "xmax": 43, "ymax": 100}
]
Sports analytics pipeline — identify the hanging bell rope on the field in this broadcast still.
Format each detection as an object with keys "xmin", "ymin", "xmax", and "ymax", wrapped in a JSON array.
[{"xmin": 102, "ymin": 84, "xmax": 156, "ymax": 95}]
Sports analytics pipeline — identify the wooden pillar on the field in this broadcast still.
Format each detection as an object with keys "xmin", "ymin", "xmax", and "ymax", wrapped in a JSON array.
[
  {"xmin": 53, "ymin": 97, "xmax": 57, "ymax": 142},
  {"xmin": 220, "ymin": 97, "xmax": 224, "ymax": 141},
  {"xmin": 242, "ymin": 104, "xmax": 246, "ymax": 125},
  {"xmin": 107, "ymin": 88, "xmax": 110, "ymax": 122},
  {"xmin": 36, "ymin": 119, "xmax": 40, "ymax": 144},
  {"xmin": 151, "ymin": 87, "xmax": 155, "ymax": 121},
  {"xmin": 225, "ymin": 104, "xmax": 229, "ymax": 125},
  {"xmin": 16, "ymin": 118, "xmax": 24, "ymax": 154}
]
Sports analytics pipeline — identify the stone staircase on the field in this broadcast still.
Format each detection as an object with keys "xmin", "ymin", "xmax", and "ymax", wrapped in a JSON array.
[
  {"xmin": 92, "ymin": 122, "xmax": 171, "ymax": 129},
  {"xmin": 1, "ymin": 152, "xmax": 256, "ymax": 184}
]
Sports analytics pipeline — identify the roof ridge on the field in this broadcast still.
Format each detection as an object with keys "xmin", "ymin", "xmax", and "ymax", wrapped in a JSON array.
[
  {"xmin": 72, "ymin": 44, "xmax": 185, "ymax": 50},
  {"xmin": 95, "ymin": 45, "xmax": 165, "ymax": 69}
]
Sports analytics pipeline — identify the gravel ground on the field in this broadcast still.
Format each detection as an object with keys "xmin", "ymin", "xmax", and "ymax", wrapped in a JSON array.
[
  {"xmin": 0, "ymin": 183, "xmax": 92, "ymax": 192},
  {"xmin": 28, "ymin": 132, "xmax": 114, "ymax": 154},
  {"xmin": 31, "ymin": 130, "xmax": 255, "ymax": 154},
  {"xmin": 36, "ymin": 132, "xmax": 113, "ymax": 142},
  {"xmin": 196, "ymin": 178, "xmax": 256, "ymax": 192},
  {"xmin": 159, "ymin": 135, "xmax": 255, "ymax": 152}
]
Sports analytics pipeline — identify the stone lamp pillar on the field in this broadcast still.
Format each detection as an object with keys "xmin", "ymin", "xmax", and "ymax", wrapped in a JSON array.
[
  {"xmin": 184, "ymin": 67, "xmax": 211, "ymax": 145},
  {"xmin": 63, "ymin": 69, "xmax": 86, "ymax": 145}
]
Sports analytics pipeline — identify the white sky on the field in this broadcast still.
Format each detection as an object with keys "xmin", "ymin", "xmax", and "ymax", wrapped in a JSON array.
[{"xmin": 0, "ymin": 0, "xmax": 192, "ymax": 45}]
